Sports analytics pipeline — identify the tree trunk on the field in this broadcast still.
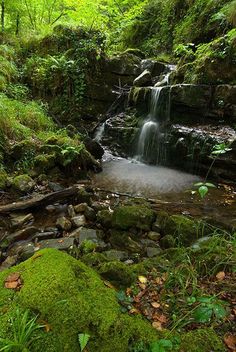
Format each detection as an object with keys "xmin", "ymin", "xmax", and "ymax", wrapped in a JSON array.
[{"xmin": 1, "ymin": 0, "xmax": 4, "ymax": 34}]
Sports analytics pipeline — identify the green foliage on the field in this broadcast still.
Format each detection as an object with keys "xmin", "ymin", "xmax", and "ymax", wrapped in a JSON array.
[
  {"xmin": 0, "ymin": 308, "xmax": 43, "ymax": 351},
  {"xmin": 190, "ymin": 296, "xmax": 228, "ymax": 323},
  {"xmin": 78, "ymin": 333, "xmax": 90, "ymax": 352},
  {"xmin": 193, "ymin": 142, "xmax": 232, "ymax": 198}
]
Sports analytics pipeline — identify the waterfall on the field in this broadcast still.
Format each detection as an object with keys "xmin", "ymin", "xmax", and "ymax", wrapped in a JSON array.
[{"xmin": 135, "ymin": 86, "xmax": 169, "ymax": 164}]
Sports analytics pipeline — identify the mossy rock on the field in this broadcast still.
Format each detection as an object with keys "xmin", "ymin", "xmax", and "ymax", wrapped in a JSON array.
[
  {"xmin": 98, "ymin": 260, "xmax": 137, "ymax": 288},
  {"xmin": 97, "ymin": 209, "xmax": 113, "ymax": 228},
  {"xmin": 109, "ymin": 230, "xmax": 142, "ymax": 253},
  {"xmin": 159, "ymin": 212, "xmax": 210, "ymax": 246},
  {"xmin": 180, "ymin": 328, "xmax": 226, "ymax": 352},
  {"xmin": 0, "ymin": 170, "xmax": 8, "ymax": 189},
  {"xmin": 0, "ymin": 249, "xmax": 159, "ymax": 351},
  {"xmin": 12, "ymin": 174, "xmax": 35, "ymax": 193},
  {"xmin": 34, "ymin": 153, "xmax": 56, "ymax": 171},
  {"xmin": 112, "ymin": 205, "xmax": 155, "ymax": 231}
]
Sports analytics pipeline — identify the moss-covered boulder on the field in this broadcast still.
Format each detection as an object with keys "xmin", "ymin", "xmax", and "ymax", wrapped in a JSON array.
[
  {"xmin": 180, "ymin": 328, "xmax": 226, "ymax": 352},
  {"xmin": 159, "ymin": 212, "xmax": 210, "ymax": 246},
  {"xmin": 112, "ymin": 205, "xmax": 155, "ymax": 231},
  {"xmin": 0, "ymin": 249, "xmax": 158, "ymax": 352},
  {"xmin": 12, "ymin": 174, "xmax": 35, "ymax": 193}
]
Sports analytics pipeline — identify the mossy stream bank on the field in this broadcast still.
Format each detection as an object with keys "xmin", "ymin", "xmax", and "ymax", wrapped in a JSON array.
[{"xmin": 0, "ymin": 184, "xmax": 235, "ymax": 352}]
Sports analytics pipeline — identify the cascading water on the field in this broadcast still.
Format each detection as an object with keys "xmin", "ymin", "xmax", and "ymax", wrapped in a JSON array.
[
  {"xmin": 135, "ymin": 66, "xmax": 175, "ymax": 164},
  {"xmin": 135, "ymin": 86, "xmax": 169, "ymax": 164}
]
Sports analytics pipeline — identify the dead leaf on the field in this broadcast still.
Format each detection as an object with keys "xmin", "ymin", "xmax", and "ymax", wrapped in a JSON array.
[
  {"xmin": 138, "ymin": 276, "xmax": 147, "ymax": 284},
  {"xmin": 156, "ymin": 314, "xmax": 167, "ymax": 324},
  {"xmin": 224, "ymin": 334, "xmax": 236, "ymax": 351},
  {"xmin": 129, "ymin": 308, "xmax": 140, "ymax": 315},
  {"xmin": 103, "ymin": 280, "xmax": 115, "ymax": 289},
  {"xmin": 4, "ymin": 272, "xmax": 22, "ymax": 291},
  {"xmin": 216, "ymin": 271, "xmax": 226, "ymax": 281},
  {"xmin": 151, "ymin": 302, "xmax": 160, "ymax": 309},
  {"xmin": 152, "ymin": 321, "xmax": 163, "ymax": 330}
]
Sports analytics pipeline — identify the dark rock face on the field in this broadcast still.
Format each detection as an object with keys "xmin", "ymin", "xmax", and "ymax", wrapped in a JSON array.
[
  {"xmin": 101, "ymin": 83, "xmax": 236, "ymax": 181},
  {"xmin": 84, "ymin": 137, "xmax": 104, "ymax": 160}
]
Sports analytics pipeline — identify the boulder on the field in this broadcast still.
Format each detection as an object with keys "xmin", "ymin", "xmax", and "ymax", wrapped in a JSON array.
[
  {"xmin": 133, "ymin": 69, "xmax": 152, "ymax": 87},
  {"xmin": 72, "ymin": 215, "xmax": 86, "ymax": 228},
  {"xmin": 56, "ymin": 217, "xmax": 72, "ymax": 231},
  {"xmin": 0, "ymin": 249, "xmax": 158, "ymax": 351},
  {"xmin": 12, "ymin": 174, "xmax": 35, "ymax": 193},
  {"xmin": 84, "ymin": 137, "xmax": 104, "ymax": 160},
  {"xmin": 112, "ymin": 205, "xmax": 155, "ymax": 231}
]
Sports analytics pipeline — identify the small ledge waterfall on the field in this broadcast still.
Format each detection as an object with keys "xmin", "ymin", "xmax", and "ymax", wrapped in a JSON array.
[{"xmin": 135, "ymin": 86, "xmax": 170, "ymax": 164}]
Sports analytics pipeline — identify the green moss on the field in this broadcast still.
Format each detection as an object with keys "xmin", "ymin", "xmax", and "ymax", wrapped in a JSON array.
[
  {"xmin": 159, "ymin": 213, "xmax": 210, "ymax": 246},
  {"xmin": 112, "ymin": 205, "xmax": 155, "ymax": 231},
  {"xmin": 34, "ymin": 153, "xmax": 56, "ymax": 171},
  {"xmin": 12, "ymin": 174, "xmax": 35, "ymax": 193},
  {"xmin": 99, "ymin": 260, "xmax": 137, "ymax": 288},
  {"xmin": 180, "ymin": 328, "xmax": 226, "ymax": 352},
  {"xmin": 0, "ymin": 170, "xmax": 8, "ymax": 189},
  {"xmin": 178, "ymin": 29, "xmax": 236, "ymax": 84},
  {"xmin": 0, "ymin": 249, "xmax": 158, "ymax": 352}
]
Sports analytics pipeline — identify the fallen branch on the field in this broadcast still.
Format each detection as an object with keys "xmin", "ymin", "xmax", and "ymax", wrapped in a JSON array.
[{"xmin": 0, "ymin": 186, "xmax": 80, "ymax": 213}]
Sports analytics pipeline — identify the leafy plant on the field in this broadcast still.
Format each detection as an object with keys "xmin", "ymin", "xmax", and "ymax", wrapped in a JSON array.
[
  {"xmin": 192, "ymin": 296, "xmax": 228, "ymax": 323},
  {"xmin": 0, "ymin": 308, "xmax": 44, "ymax": 351},
  {"xmin": 116, "ymin": 290, "xmax": 134, "ymax": 313},
  {"xmin": 194, "ymin": 143, "xmax": 232, "ymax": 198},
  {"xmin": 78, "ymin": 333, "xmax": 90, "ymax": 352}
]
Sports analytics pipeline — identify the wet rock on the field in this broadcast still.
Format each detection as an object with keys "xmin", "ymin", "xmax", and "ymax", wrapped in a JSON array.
[
  {"xmin": 74, "ymin": 203, "xmax": 89, "ymax": 213},
  {"xmin": 8, "ymin": 241, "xmax": 35, "ymax": 261},
  {"xmin": 10, "ymin": 213, "xmax": 34, "ymax": 229},
  {"xmin": 109, "ymin": 230, "xmax": 142, "ymax": 253},
  {"xmin": 37, "ymin": 238, "xmax": 74, "ymax": 251},
  {"xmin": 76, "ymin": 188, "xmax": 91, "ymax": 205},
  {"xmin": 84, "ymin": 207, "xmax": 96, "ymax": 222},
  {"xmin": 140, "ymin": 239, "xmax": 160, "ymax": 248},
  {"xmin": 32, "ymin": 231, "xmax": 58, "ymax": 242},
  {"xmin": 91, "ymin": 202, "xmax": 109, "ymax": 212},
  {"xmin": 112, "ymin": 205, "xmax": 155, "ymax": 231},
  {"xmin": 0, "ymin": 255, "xmax": 18, "ymax": 272},
  {"xmin": 72, "ymin": 215, "xmax": 86, "ymax": 228},
  {"xmin": 141, "ymin": 60, "xmax": 166, "ymax": 77},
  {"xmin": 133, "ymin": 69, "xmax": 152, "ymax": 87},
  {"xmin": 56, "ymin": 217, "xmax": 72, "ymax": 231},
  {"xmin": 67, "ymin": 205, "xmax": 76, "ymax": 218},
  {"xmin": 12, "ymin": 174, "xmax": 35, "ymax": 193},
  {"xmin": 147, "ymin": 231, "xmax": 161, "ymax": 241},
  {"xmin": 146, "ymin": 247, "xmax": 162, "ymax": 258},
  {"xmin": 48, "ymin": 182, "xmax": 64, "ymax": 192},
  {"xmin": 97, "ymin": 210, "xmax": 113, "ymax": 228},
  {"xmin": 170, "ymin": 84, "xmax": 212, "ymax": 110},
  {"xmin": 103, "ymin": 250, "xmax": 129, "ymax": 261},
  {"xmin": 77, "ymin": 228, "xmax": 98, "ymax": 245},
  {"xmin": 84, "ymin": 137, "xmax": 104, "ymax": 160},
  {"xmin": 7, "ymin": 226, "xmax": 39, "ymax": 244}
]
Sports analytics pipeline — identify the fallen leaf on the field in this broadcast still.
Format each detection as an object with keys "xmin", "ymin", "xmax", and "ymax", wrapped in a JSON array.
[
  {"xmin": 5, "ymin": 281, "xmax": 19, "ymax": 289},
  {"xmin": 5, "ymin": 272, "xmax": 20, "ymax": 282},
  {"xmin": 44, "ymin": 322, "xmax": 52, "ymax": 333},
  {"xmin": 138, "ymin": 283, "xmax": 146, "ymax": 290},
  {"xmin": 138, "ymin": 276, "xmax": 147, "ymax": 284},
  {"xmin": 103, "ymin": 280, "xmax": 115, "ymax": 289},
  {"xmin": 151, "ymin": 302, "xmax": 161, "ymax": 309},
  {"xmin": 157, "ymin": 314, "xmax": 167, "ymax": 324},
  {"xmin": 224, "ymin": 334, "xmax": 236, "ymax": 351},
  {"xmin": 129, "ymin": 308, "xmax": 140, "ymax": 315},
  {"xmin": 58, "ymin": 239, "xmax": 64, "ymax": 243},
  {"xmin": 4, "ymin": 272, "xmax": 22, "ymax": 291},
  {"xmin": 216, "ymin": 271, "xmax": 226, "ymax": 281},
  {"xmin": 152, "ymin": 321, "xmax": 163, "ymax": 330}
]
